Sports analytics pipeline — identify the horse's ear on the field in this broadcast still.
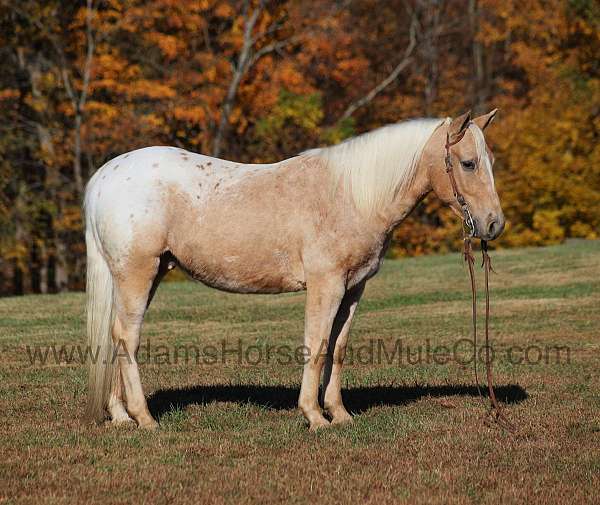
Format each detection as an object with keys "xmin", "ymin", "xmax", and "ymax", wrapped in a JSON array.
[
  {"xmin": 473, "ymin": 108, "xmax": 498, "ymax": 131},
  {"xmin": 448, "ymin": 110, "xmax": 471, "ymax": 140}
]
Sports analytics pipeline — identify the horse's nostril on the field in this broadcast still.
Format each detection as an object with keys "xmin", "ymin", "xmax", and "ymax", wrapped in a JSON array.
[{"xmin": 486, "ymin": 216, "xmax": 505, "ymax": 239}]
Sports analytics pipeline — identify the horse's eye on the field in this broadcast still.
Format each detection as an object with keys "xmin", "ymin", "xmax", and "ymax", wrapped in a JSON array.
[{"xmin": 461, "ymin": 159, "xmax": 476, "ymax": 171}]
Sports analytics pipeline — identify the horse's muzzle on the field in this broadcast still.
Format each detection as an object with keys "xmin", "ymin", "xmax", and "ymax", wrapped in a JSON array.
[{"xmin": 481, "ymin": 213, "xmax": 505, "ymax": 241}]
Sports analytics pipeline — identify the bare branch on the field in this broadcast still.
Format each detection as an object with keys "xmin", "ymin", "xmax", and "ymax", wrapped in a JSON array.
[
  {"xmin": 212, "ymin": 1, "xmax": 264, "ymax": 157},
  {"xmin": 338, "ymin": 10, "xmax": 419, "ymax": 122},
  {"xmin": 72, "ymin": 0, "xmax": 96, "ymax": 195},
  {"xmin": 78, "ymin": 0, "xmax": 95, "ymax": 113},
  {"xmin": 249, "ymin": 35, "xmax": 299, "ymax": 67},
  {"xmin": 202, "ymin": 22, "xmax": 213, "ymax": 53},
  {"xmin": 211, "ymin": 0, "xmax": 351, "ymax": 157},
  {"xmin": 9, "ymin": 3, "xmax": 78, "ymax": 109},
  {"xmin": 251, "ymin": 17, "xmax": 285, "ymax": 44}
]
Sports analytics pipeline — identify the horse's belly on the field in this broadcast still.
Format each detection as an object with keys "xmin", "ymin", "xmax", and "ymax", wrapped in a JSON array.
[{"xmin": 175, "ymin": 249, "xmax": 306, "ymax": 294}]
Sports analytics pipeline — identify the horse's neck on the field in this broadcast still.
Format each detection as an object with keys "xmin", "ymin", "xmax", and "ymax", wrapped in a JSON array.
[{"xmin": 381, "ymin": 160, "xmax": 432, "ymax": 230}]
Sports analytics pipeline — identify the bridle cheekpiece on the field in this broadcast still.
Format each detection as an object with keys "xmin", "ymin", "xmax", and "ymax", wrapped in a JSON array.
[{"xmin": 444, "ymin": 127, "xmax": 475, "ymax": 237}]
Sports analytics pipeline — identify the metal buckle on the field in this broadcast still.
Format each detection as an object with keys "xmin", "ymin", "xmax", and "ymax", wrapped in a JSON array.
[{"xmin": 462, "ymin": 204, "xmax": 475, "ymax": 237}]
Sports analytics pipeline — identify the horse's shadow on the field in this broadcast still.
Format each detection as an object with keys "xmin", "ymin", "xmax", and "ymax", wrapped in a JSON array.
[{"xmin": 147, "ymin": 382, "xmax": 528, "ymax": 420}]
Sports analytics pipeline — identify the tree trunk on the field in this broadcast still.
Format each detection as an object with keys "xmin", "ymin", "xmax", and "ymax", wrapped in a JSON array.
[
  {"xmin": 212, "ymin": 3, "xmax": 262, "ymax": 158},
  {"xmin": 54, "ymin": 235, "xmax": 69, "ymax": 293},
  {"xmin": 73, "ymin": 113, "xmax": 84, "ymax": 196},
  {"xmin": 38, "ymin": 243, "xmax": 49, "ymax": 294},
  {"xmin": 469, "ymin": 0, "xmax": 486, "ymax": 112},
  {"xmin": 13, "ymin": 187, "xmax": 30, "ymax": 295},
  {"xmin": 422, "ymin": 0, "xmax": 440, "ymax": 115}
]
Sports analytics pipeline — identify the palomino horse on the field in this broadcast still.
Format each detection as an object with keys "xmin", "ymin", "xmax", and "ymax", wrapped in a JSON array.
[{"xmin": 84, "ymin": 110, "xmax": 504, "ymax": 430}]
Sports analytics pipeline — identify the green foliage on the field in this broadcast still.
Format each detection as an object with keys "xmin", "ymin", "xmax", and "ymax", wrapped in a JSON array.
[
  {"xmin": 568, "ymin": 0, "xmax": 600, "ymax": 25},
  {"xmin": 254, "ymin": 89, "xmax": 324, "ymax": 148},
  {"xmin": 321, "ymin": 117, "xmax": 356, "ymax": 145}
]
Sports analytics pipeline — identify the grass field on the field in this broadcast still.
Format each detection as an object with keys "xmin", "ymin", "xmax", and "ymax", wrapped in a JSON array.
[{"xmin": 1, "ymin": 240, "xmax": 599, "ymax": 504}]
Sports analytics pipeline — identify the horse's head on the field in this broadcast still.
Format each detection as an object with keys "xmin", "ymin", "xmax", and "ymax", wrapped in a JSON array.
[{"xmin": 428, "ymin": 110, "xmax": 504, "ymax": 241}]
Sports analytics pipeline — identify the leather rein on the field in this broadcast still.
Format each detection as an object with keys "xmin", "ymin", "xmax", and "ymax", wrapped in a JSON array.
[{"xmin": 444, "ymin": 128, "xmax": 514, "ymax": 431}]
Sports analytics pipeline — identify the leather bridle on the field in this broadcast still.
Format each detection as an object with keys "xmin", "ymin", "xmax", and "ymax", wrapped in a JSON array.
[
  {"xmin": 444, "ymin": 130, "xmax": 475, "ymax": 236},
  {"xmin": 444, "ymin": 127, "xmax": 514, "ymax": 431}
]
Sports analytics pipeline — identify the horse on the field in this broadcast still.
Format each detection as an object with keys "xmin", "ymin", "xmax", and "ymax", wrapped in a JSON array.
[{"xmin": 83, "ymin": 109, "xmax": 504, "ymax": 430}]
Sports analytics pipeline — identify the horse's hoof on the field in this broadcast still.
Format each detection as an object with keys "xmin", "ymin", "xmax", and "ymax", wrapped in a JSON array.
[
  {"xmin": 110, "ymin": 414, "xmax": 135, "ymax": 426},
  {"xmin": 138, "ymin": 418, "xmax": 159, "ymax": 430},
  {"xmin": 309, "ymin": 418, "xmax": 330, "ymax": 431},
  {"xmin": 331, "ymin": 412, "xmax": 353, "ymax": 425}
]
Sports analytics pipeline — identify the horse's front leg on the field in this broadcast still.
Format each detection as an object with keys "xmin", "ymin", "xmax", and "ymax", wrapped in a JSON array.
[
  {"xmin": 322, "ymin": 281, "xmax": 365, "ymax": 424},
  {"xmin": 298, "ymin": 273, "xmax": 346, "ymax": 431}
]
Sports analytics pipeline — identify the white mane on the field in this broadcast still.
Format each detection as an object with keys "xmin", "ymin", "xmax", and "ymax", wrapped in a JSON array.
[{"xmin": 304, "ymin": 118, "xmax": 445, "ymax": 215}]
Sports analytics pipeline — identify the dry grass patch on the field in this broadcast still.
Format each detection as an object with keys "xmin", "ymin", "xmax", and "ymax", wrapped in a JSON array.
[{"xmin": 1, "ymin": 240, "xmax": 599, "ymax": 504}]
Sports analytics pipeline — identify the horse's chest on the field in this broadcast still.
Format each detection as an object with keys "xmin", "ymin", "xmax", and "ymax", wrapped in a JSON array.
[{"xmin": 345, "ymin": 244, "xmax": 387, "ymax": 288}]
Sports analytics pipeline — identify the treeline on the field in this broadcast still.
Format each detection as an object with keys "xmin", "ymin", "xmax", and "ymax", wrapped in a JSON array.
[{"xmin": 0, "ymin": 0, "xmax": 598, "ymax": 295}]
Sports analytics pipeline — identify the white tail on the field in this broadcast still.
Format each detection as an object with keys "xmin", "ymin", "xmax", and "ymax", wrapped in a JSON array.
[{"xmin": 84, "ymin": 228, "xmax": 116, "ymax": 423}]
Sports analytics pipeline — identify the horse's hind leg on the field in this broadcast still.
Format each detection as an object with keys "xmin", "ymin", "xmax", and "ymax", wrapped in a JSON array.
[
  {"xmin": 110, "ymin": 255, "xmax": 164, "ymax": 429},
  {"xmin": 108, "ymin": 365, "xmax": 131, "ymax": 425},
  {"xmin": 108, "ymin": 254, "xmax": 172, "ymax": 426}
]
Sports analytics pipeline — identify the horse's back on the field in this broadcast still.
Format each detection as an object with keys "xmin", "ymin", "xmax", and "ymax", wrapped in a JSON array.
[
  {"xmin": 84, "ymin": 146, "xmax": 233, "ymax": 261},
  {"xmin": 83, "ymin": 146, "xmax": 310, "ymax": 290}
]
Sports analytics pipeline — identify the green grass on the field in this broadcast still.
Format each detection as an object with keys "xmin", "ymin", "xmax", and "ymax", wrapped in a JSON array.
[{"xmin": 1, "ymin": 240, "xmax": 599, "ymax": 504}]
